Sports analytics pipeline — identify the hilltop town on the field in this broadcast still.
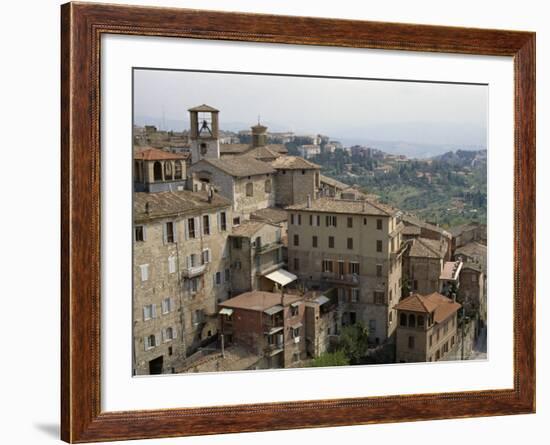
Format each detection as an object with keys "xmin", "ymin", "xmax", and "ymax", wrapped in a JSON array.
[{"xmin": 132, "ymin": 104, "xmax": 487, "ymax": 375}]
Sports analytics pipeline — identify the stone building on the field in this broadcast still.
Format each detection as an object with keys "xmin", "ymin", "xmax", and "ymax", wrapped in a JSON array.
[
  {"xmin": 394, "ymin": 292, "xmax": 461, "ymax": 363},
  {"xmin": 188, "ymin": 157, "xmax": 276, "ymax": 220},
  {"xmin": 133, "ymin": 147, "xmax": 189, "ymax": 192},
  {"xmin": 188, "ymin": 104, "xmax": 220, "ymax": 165},
  {"xmin": 402, "ymin": 237, "xmax": 448, "ymax": 296},
  {"xmin": 402, "ymin": 214, "xmax": 452, "ymax": 261},
  {"xmin": 229, "ymin": 220, "xmax": 285, "ymax": 294},
  {"xmin": 286, "ymin": 197, "xmax": 406, "ymax": 345},
  {"xmin": 454, "ymin": 241, "xmax": 487, "ymax": 272},
  {"xmin": 304, "ymin": 289, "xmax": 339, "ymax": 358},
  {"xmin": 133, "ymin": 190, "xmax": 233, "ymax": 375},
  {"xmin": 271, "ymin": 156, "xmax": 321, "ymax": 207},
  {"xmin": 449, "ymin": 223, "xmax": 487, "ymax": 254},
  {"xmin": 218, "ymin": 291, "xmax": 307, "ymax": 368},
  {"xmin": 219, "ymin": 122, "xmax": 287, "ymax": 159},
  {"xmin": 457, "ymin": 262, "xmax": 486, "ymax": 320}
]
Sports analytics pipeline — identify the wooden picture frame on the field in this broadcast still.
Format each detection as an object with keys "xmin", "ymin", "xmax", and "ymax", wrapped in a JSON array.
[{"xmin": 61, "ymin": 2, "xmax": 535, "ymax": 442}]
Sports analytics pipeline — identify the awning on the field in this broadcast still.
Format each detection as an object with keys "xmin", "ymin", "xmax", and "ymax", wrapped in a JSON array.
[
  {"xmin": 264, "ymin": 269, "xmax": 297, "ymax": 287},
  {"xmin": 219, "ymin": 308, "xmax": 234, "ymax": 316},
  {"xmin": 315, "ymin": 295, "xmax": 330, "ymax": 306},
  {"xmin": 264, "ymin": 305, "xmax": 284, "ymax": 315},
  {"xmin": 265, "ymin": 326, "xmax": 284, "ymax": 335}
]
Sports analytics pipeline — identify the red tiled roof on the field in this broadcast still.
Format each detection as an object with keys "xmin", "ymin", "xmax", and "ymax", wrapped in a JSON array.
[
  {"xmin": 134, "ymin": 147, "xmax": 188, "ymax": 161},
  {"xmin": 394, "ymin": 292, "xmax": 461, "ymax": 324}
]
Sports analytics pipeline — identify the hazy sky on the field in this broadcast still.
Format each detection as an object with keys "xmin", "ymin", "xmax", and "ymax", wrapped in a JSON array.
[{"xmin": 133, "ymin": 69, "xmax": 487, "ymax": 148}]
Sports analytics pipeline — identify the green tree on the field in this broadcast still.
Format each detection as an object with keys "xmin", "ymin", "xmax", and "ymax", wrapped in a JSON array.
[
  {"xmin": 309, "ymin": 350, "xmax": 350, "ymax": 367},
  {"xmin": 337, "ymin": 323, "xmax": 370, "ymax": 364}
]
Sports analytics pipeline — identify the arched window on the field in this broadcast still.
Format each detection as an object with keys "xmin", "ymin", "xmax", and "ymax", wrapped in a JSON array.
[
  {"xmin": 174, "ymin": 161, "xmax": 182, "ymax": 179},
  {"xmin": 408, "ymin": 313, "xmax": 416, "ymax": 328},
  {"xmin": 264, "ymin": 179, "xmax": 272, "ymax": 193},
  {"xmin": 164, "ymin": 161, "xmax": 173, "ymax": 180},
  {"xmin": 417, "ymin": 315, "xmax": 425, "ymax": 327},
  {"xmin": 400, "ymin": 313, "xmax": 407, "ymax": 327},
  {"xmin": 246, "ymin": 182, "xmax": 253, "ymax": 197},
  {"xmin": 153, "ymin": 161, "xmax": 163, "ymax": 181},
  {"xmin": 165, "ymin": 327, "xmax": 173, "ymax": 341}
]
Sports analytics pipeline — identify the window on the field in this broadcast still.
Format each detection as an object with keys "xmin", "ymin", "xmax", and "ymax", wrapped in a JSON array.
[
  {"xmin": 374, "ymin": 292, "xmax": 385, "ymax": 305},
  {"xmin": 368, "ymin": 319, "xmax": 376, "ymax": 333},
  {"xmin": 376, "ymin": 240, "xmax": 383, "ymax": 252},
  {"xmin": 294, "ymin": 257, "xmax": 300, "ymax": 271},
  {"xmin": 349, "ymin": 262, "xmax": 360, "ymax": 275},
  {"xmin": 408, "ymin": 313, "xmax": 416, "ymax": 328},
  {"xmin": 225, "ymin": 269, "xmax": 230, "ymax": 283},
  {"xmin": 187, "ymin": 218, "xmax": 196, "ymax": 238},
  {"xmin": 164, "ymin": 221, "xmax": 175, "ymax": 243},
  {"xmin": 389, "ymin": 311, "xmax": 393, "ymax": 323},
  {"xmin": 189, "ymin": 277, "xmax": 199, "ymax": 293},
  {"xmin": 418, "ymin": 315, "xmax": 425, "ymax": 327},
  {"xmin": 232, "ymin": 237, "xmax": 242, "ymax": 249},
  {"xmin": 298, "ymin": 214, "xmax": 302, "ymax": 225},
  {"xmin": 192, "ymin": 309, "xmax": 203, "ymax": 325},
  {"xmin": 168, "ymin": 256, "xmax": 176, "ymax": 274},
  {"xmin": 328, "ymin": 236, "xmax": 335, "ymax": 248},
  {"xmin": 246, "ymin": 182, "xmax": 253, "ymax": 196},
  {"xmin": 203, "ymin": 215, "xmax": 210, "ymax": 235},
  {"xmin": 219, "ymin": 212, "xmax": 227, "ymax": 231},
  {"xmin": 290, "ymin": 214, "xmax": 295, "ymax": 225},
  {"xmin": 134, "ymin": 225, "xmax": 145, "ymax": 242},
  {"xmin": 408, "ymin": 336, "xmax": 415, "ymax": 349},
  {"xmin": 233, "ymin": 216, "xmax": 240, "ymax": 226},
  {"xmin": 451, "ymin": 336, "xmax": 455, "ymax": 347},
  {"xmin": 435, "ymin": 350, "xmax": 440, "ymax": 360},
  {"xmin": 215, "ymin": 272, "xmax": 221, "ymax": 285},
  {"xmin": 291, "ymin": 326, "xmax": 301, "ymax": 338},
  {"xmin": 347, "ymin": 217, "xmax": 353, "ymax": 228},
  {"xmin": 312, "ymin": 235, "xmax": 318, "ymax": 248},
  {"xmin": 338, "ymin": 261, "xmax": 345, "ymax": 276},
  {"xmin": 351, "ymin": 288, "xmax": 359, "ymax": 303},
  {"xmin": 363, "ymin": 217, "xmax": 367, "ymax": 226},
  {"xmin": 316, "ymin": 215, "xmax": 321, "ymax": 226},
  {"xmin": 400, "ymin": 313, "xmax": 407, "ymax": 327},
  {"xmin": 145, "ymin": 334, "xmax": 156, "ymax": 350},
  {"xmin": 265, "ymin": 179, "xmax": 272, "ymax": 193},
  {"xmin": 389, "ymin": 289, "xmax": 393, "ymax": 302},
  {"xmin": 143, "ymin": 304, "xmax": 156, "ymax": 320},
  {"xmin": 201, "ymin": 249, "xmax": 211, "ymax": 264},
  {"xmin": 139, "ymin": 264, "xmax": 149, "ymax": 282},
  {"xmin": 322, "ymin": 259, "xmax": 333, "ymax": 273},
  {"xmin": 293, "ymin": 234, "xmax": 299, "ymax": 246},
  {"xmin": 376, "ymin": 219, "xmax": 383, "ymax": 230},
  {"xmin": 347, "ymin": 238, "xmax": 353, "ymax": 249},
  {"xmin": 290, "ymin": 305, "xmax": 299, "ymax": 316},
  {"xmin": 429, "ymin": 334, "xmax": 433, "ymax": 347},
  {"xmin": 162, "ymin": 298, "xmax": 172, "ymax": 314},
  {"xmin": 326, "ymin": 215, "xmax": 337, "ymax": 227},
  {"xmin": 309, "ymin": 214, "xmax": 313, "ymax": 226},
  {"xmin": 376, "ymin": 264, "xmax": 383, "ymax": 277},
  {"xmin": 164, "ymin": 327, "xmax": 174, "ymax": 342}
]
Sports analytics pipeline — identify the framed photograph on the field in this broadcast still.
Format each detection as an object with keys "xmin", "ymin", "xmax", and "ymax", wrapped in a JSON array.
[{"xmin": 61, "ymin": 2, "xmax": 535, "ymax": 442}]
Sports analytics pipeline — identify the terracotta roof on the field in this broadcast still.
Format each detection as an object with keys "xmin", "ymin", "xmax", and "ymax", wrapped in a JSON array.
[
  {"xmin": 250, "ymin": 207, "xmax": 288, "ymax": 224},
  {"xmin": 286, "ymin": 197, "xmax": 396, "ymax": 216},
  {"xmin": 188, "ymin": 103, "xmax": 219, "ymax": 112},
  {"xmin": 134, "ymin": 190, "xmax": 230, "ymax": 222},
  {"xmin": 271, "ymin": 156, "xmax": 320, "ymax": 170},
  {"xmin": 408, "ymin": 237, "xmax": 446, "ymax": 259},
  {"xmin": 402, "ymin": 225, "xmax": 421, "ymax": 236},
  {"xmin": 134, "ymin": 147, "xmax": 188, "ymax": 161},
  {"xmin": 439, "ymin": 261, "xmax": 463, "ymax": 281},
  {"xmin": 394, "ymin": 292, "xmax": 461, "ymax": 324},
  {"xmin": 319, "ymin": 174, "xmax": 349, "ymax": 190},
  {"xmin": 402, "ymin": 214, "xmax": 451, "ymax": 238},
  {"xmin": 220, "ymin": 291, "xmax": 302, "ymax": 312},
  {"xmin": 230, "ymin": 220, "xmax": 276, "ymax": 238},
  {"xmin": 448, "ymin": 223, "xmax": 480, "ymax": 237},
  {"xmin": 455, "ymin": 242, "xmax": 487, "ymax": 258},
  {"xmin": 268, "ymin": 144, "xmax": 288, "ymax": 154},
  {"xmin": 243, "ymin": 146, "xmax": 281, "ymax": 160},
  {"xmin": 220, "ymin": 144, "xmax": 250, "ymax": 154},
  {"xmin": 197, "ymin": 157, "xmax": 276, "ymax": 177}
]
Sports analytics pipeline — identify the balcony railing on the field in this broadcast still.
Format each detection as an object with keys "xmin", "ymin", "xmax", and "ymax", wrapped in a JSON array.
[
  {"xmin": 255, "ymin": 241, "xmax": 284, "ymax": 256},
  {"xmin": 182, "ymin": 263, "xmax": 207, "ymax": 278},
  {"xmin": 321, "ymin": 272, "xmax": 360, "ymax": 285}
]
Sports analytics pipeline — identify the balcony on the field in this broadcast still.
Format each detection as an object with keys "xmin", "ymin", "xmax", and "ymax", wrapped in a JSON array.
[
  {"xmin": 255, "ymin": 241, "xmax": 284, "ymax": 256},
  {"xmin": 321, "ymin": 272, "xmax": 360, "ymax": 285},
  {"xmin": 182, "ymin": 263, "xmax": 207, "ymax": 278}
]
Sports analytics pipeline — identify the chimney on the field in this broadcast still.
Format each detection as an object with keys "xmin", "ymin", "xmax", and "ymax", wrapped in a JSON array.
[{"xmin": 306, "ymin": 194, "xmax": 311, "ymax": 208}]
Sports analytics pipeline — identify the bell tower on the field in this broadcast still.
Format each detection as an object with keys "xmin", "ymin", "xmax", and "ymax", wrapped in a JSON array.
[{"xmin": 188, "ymin": 104, "xmax": 220, "ymax": 164}]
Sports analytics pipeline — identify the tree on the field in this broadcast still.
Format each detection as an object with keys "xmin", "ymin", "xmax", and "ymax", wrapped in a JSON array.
[
  {"xmin": 309, "ymin": 350, "xmax": 350, "ymax": 367},
  {"xmin": 337, "ymin": 323, "xmax": 370, "ymax": 364}
]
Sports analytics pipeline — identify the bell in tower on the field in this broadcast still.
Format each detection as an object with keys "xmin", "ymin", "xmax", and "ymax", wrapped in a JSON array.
[{"xmin": 188, "ymin": 104, "xmax": 220, "ymax": 164}]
